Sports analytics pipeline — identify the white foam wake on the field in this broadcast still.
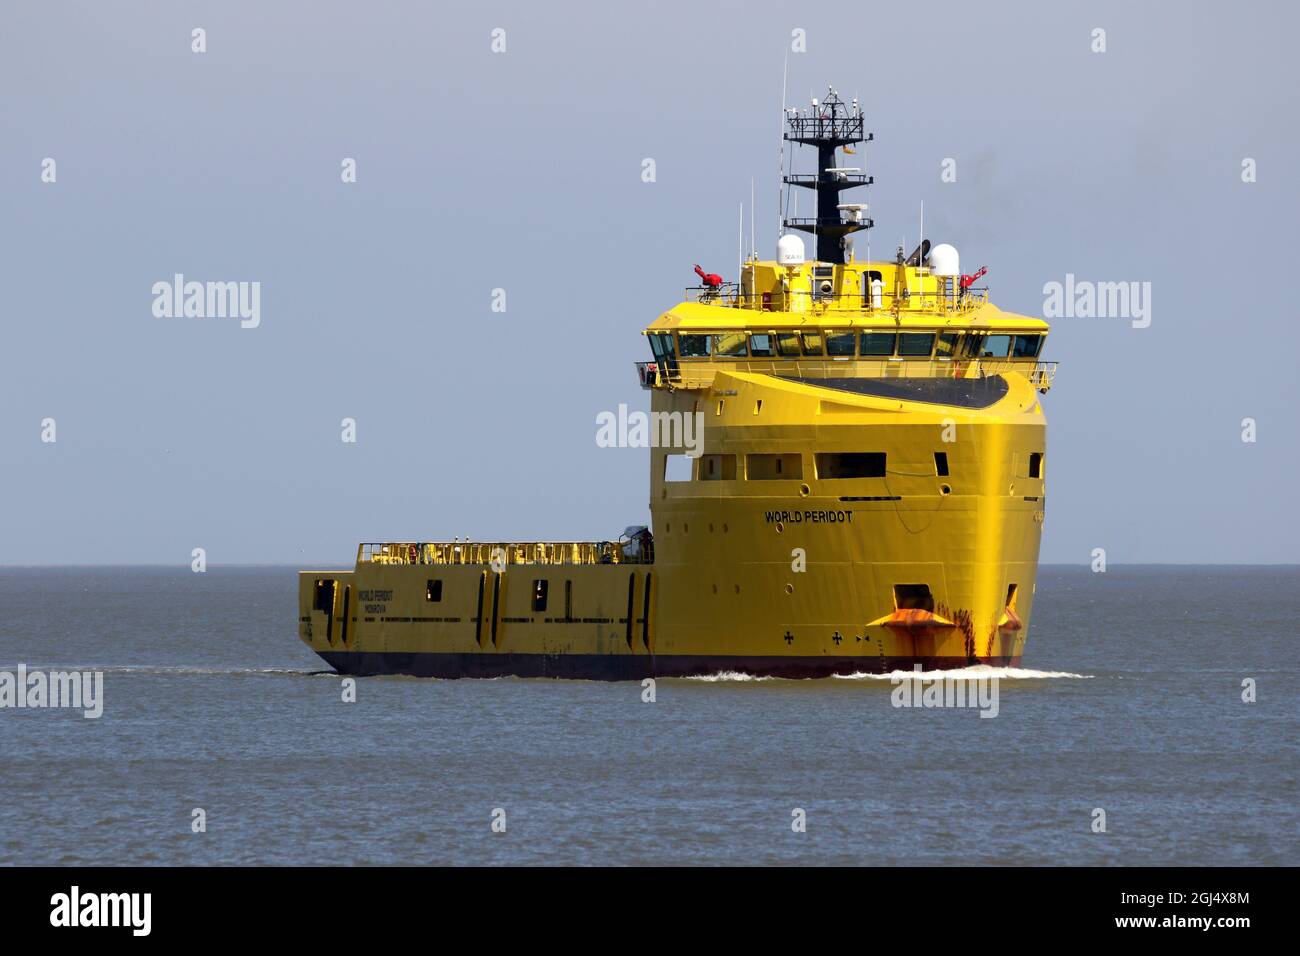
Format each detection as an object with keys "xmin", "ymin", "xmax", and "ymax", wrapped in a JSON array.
[
  {"xmin": 682, "ymin": 670, "xmax": 777, "ymax": 682},
  {"xmin": 682, "ymin": 665, "xmax": 1090, "ymax": 683},
  {"xmin": 833, "ymin": 665, "xmax": 1091, "ymax": 681}
]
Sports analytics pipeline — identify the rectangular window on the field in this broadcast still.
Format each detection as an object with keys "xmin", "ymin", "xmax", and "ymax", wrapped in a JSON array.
[
  {"xmin": 1011, "ymin": 334, "xmax": 1043, "ymax": 358},
  {"xmin": 699, "ymin": 454, "xmax": 737, "ymax": 481},
  {"xmin": 712, "ymin": 332, "xmax": 748, "ymax": 357},
  {"xmin": 894, "ymin": 584, "xmax": 935, "ymax": 612},
  {"xmin": 748, "ymin": 333, "xmax": 775, "ymax": 357},
  {"xmin": 800, "ymin": 332, "xmax": 824, "ymax": 355},
  {"xmin": 564, "ymin": 580, "xmax": 573, "ymax": 620},
  {"xmin": 815, "ymin": 452, "xmax": 886, "ymax": 479},
  {"xmin": 934, "ymin": 451, "xmax": 949, "ymax": 477},
  {"xmin": 1028, "ymin": 452, "xmax": 1043, "ymax": 479},
  {"xmin": 425, "ymin": 579, "xmax": 443, "ymax": 602},
  {"xmin": 775, "ymin": 332, "xmax": 802, "ymax": 357},
  {"xmin": 898, "ymin": 332, "xmax": 936, "ymax": 357},
  {"xmin": 859, "ymin": 331, "xmax": 896, "ymax": 356},
  {"xmin": 664, "ymin": 454, "xmax": 693, "ymax": 482},
  {"xmin": 532, "ymin": 579, "xmax": 548, "ymax": 612},
  {"xmin": 677, "ymin": 334, "xmax": 711, "ymax": 358},
  {"xmin": 746, "ymin": 453, "xmax": 803, "ymax": 480},
  {"xmin": 825, "ymin": 331, "xmax": 855, "ymax": 356},
  {"xmin": 979, "ymin": 334, "xmax": 1012, "ymax": 358}
]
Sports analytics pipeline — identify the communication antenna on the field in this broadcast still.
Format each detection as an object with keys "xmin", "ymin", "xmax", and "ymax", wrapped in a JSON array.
[{"xmin": 776, "ymin": 50, "xmax": 792, "ymax": 242}]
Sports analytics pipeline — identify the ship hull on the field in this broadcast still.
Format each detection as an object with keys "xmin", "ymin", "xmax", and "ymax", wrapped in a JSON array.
[
  {"xmin": 297, "ymin": 370, "xmax": 1047, "ymax": 681},
  {"xmin": 317, "ymin": 649, "xmax": 1020, "ymax": 680}
]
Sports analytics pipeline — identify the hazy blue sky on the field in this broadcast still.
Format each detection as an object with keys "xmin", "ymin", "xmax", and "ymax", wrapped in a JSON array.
[{"xmin": 2, "ymin": 0, "xmax": 1296, "ymax": 565}]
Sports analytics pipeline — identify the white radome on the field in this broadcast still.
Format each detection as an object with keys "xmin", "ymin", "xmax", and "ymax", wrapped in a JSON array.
[
  {"xmin": 927, "ymin": 242, "xmax": 961, "ymax": 277},
  {"xmin": 777, "ymin": 234, "xmax": 806, "ymax": 267}
]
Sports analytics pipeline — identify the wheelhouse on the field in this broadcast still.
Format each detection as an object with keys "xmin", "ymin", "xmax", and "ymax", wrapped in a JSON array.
[{"xmin": 645, "ymin": 327, "xmax": 1046, "ymax": 362}]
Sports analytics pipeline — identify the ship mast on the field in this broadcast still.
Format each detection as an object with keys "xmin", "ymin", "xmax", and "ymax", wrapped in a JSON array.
[{"xmin": 782, "ymin": 87, "xmax": 873, "ymax": 265}]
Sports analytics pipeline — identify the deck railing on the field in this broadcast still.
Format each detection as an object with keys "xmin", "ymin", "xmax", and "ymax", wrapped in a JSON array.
[
  {"xmin": 684, "ymin": 285, "xmax": 990, "ymax": 312},
  {"xmin": 357, "ymin": 540, "xmax": 651, "ymax": 567},
  {"xmin": 636, "ymin": 359, "xmax": 1057, "ymax": 393}
]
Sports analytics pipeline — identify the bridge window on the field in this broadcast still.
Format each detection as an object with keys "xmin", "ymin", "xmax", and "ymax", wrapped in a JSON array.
[
  {"xmin": 699, "ymin": 454, "xmax": 737, "ymax": 481},
  {"xmin": 749, "ymin": 333, "xmax": 775, "ymax": 357},
  {"xmin": 979, "ymin": 334, "xmax": 1012, "ymax": 358},
  {"xmin": 859, "ymin": 331, "xmax": 895, "ymax": 356},
  {"xmin": 647, "ymin": 332, "xmax": 675, "ymax": 359},
  {"xmin": 935, "ymin": 331, "xmax": 960, "ymax": 359},
  {"xmin": 776, "ymin": 332, "xmax": 802, "ymax": 357},
  {"xmin": 1012, "ymin": 334, "xmax": 1043, "ymax": 358},
  {"xmin": 532, "ymin": 579, "xmax": 548, "ymax": 612},
  {"xmin": 678, "ymin": 334, "xmax": 711, "ymax": 358},
  {"xmin": 898, "ymin": 332, "xmax": 935, "ymax": 357},
  {"xmin": 713, "ymin": 332, "xmax": 748, "ymax": 357},
  {"xmin": 747, "ymin": 453, "xmax": 803, "ymax": 480},
  {"xmin": 816, "ymin": 452, "xmax": 886, "ymax": 479},
  {"xmin": 800, "ymin": 332, "xmax": 824, "ymax": 355},
  {"xmin": 960, "ymin": 334, "xmax": 987, "ymax": 358},
  {"xmin": 826, "ymin": 331, "xmax": 855, "ymax": 356},
  {"xmin": 425, "ymin": 580, "xmax": 443, "ymax": 602}
]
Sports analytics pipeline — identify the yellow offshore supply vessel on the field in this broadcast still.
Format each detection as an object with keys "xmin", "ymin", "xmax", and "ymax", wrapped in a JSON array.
[{"xmin": 297, "ymin": 88, "xmax": 1055, "ymax": 679}]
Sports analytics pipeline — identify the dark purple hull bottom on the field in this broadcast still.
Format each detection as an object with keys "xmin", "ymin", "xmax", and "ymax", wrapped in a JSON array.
[{"xmin": 316, "ymin": 650, "xmax": 1020, "ymax": 681}]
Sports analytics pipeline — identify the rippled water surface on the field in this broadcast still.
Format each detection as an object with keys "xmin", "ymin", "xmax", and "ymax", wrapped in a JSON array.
[{"xmin": 1, "ymin": 566, "xmax": 1296, "ymax": 865}]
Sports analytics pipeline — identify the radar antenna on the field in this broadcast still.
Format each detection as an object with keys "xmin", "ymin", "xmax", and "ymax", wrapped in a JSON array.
[{"xmin": 782, "ymin": 86, "xmax": 874, "ymax": 265}]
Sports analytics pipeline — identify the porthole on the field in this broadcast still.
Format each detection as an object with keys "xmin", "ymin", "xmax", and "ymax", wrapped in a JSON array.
[
  {"xmin": 785, "ymin": 583, "xmax": 794, "ymax": 595},
  {"xmin": 799, "ymin": 483, "xmax": 811, "ymax": 497},
  {"xmin": 940, "ymin": 484, "xmax": 952, "ymax": 496}
]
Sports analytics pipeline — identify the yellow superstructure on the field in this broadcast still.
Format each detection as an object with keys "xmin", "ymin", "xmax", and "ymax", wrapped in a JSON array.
[{"xmin": 296, "ymin": 87, "xmax": 1055, "ymax": 679}]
